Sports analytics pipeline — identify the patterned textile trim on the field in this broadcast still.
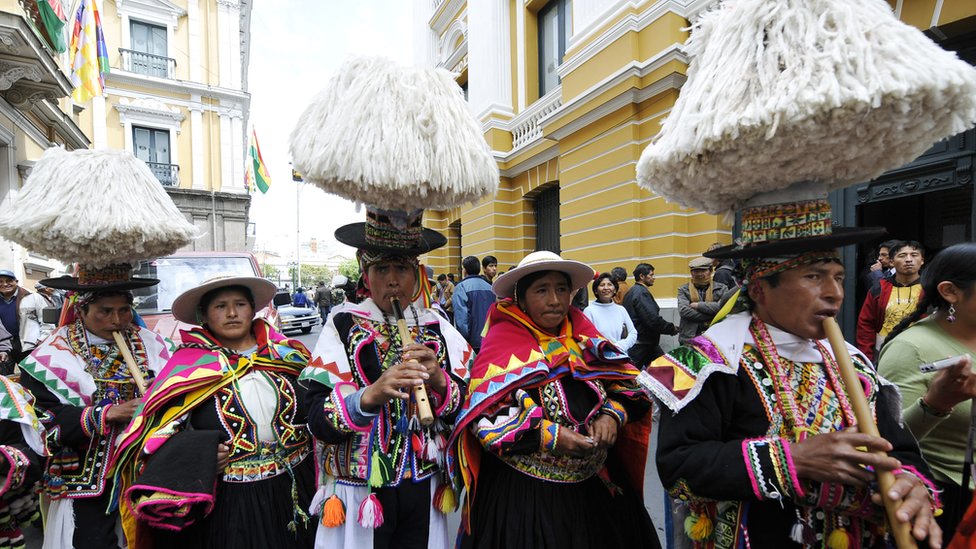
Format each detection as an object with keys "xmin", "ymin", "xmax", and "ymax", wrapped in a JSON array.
[
  {"xmin": 474, "ymin": 389, "xmax": 544, "ymax": 453},
  {"xmin": 741, "ymin": 437, "xmax": 803, "ymax": 501},
  {"xmin": 127, "ymin": 487, "xmax": 216, "ymax": 531},
  {"xmin": 503, "ymin": 443, "xmax": 606, "ymax": 483},
  {"xmin": 539, "ymin": 420, "xmax": 559, "ymax": 452},
  {"xmin": 740, "ymin": 199, "xmax": 833, "ymax": 245},
  {"xmin": 223, "ymin": 444, "xmax": 310, "ymax": 483},
  {"xmin": 0, "ymin": 376, "xmax": 45, "ymax": 456},
  {"xmin": 325, "ymin": 382, "xmax": 370, "ymax": 434},
  {"xmin": 637, "ymin": 344, "xmax": 737, "ymax": 413},
  {"xmin": 599, "ymin": 398, "xmax": 628, "ymax": 426},
  {"xmin": 80, "ymin": 404, "xmax": 112, "ymax": 439},
  {"xmin": 429, "ymin": 376, "xmax": 460, "ymax": 417},
  {"xmin": 743, "ymin": 250, "xmax": 841, "ymax": 285},
  {"xmin": 0, "ymin": 445, "xmax": 29, "ymax": 493}
]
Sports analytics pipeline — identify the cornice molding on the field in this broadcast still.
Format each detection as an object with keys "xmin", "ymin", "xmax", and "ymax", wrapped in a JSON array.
[
  {"xmin": 545, "ymin": 45, "xmax": 687, "ymax": 141},
  {"xmin": 560, "ymin": 0, "xmax": 707, "ymax": 80},
  {"xmin": 429, "ymin": 0, "xmax": 465, "ymax": 35},
  {"xmin": 116, "ymin": 0, "xmax": 187, "ymax": 26},
  {"xmin": 105, "ymin": 70, "xmax": 249, "ymax": 104}
]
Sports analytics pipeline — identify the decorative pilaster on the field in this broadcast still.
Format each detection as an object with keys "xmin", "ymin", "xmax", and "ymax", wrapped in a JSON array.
[{"xmin": 467, "ymin": 0, "xmax": 513, "ymax": 120}]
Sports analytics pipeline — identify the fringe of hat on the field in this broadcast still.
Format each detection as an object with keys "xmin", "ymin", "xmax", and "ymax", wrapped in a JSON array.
[
  {"xmin": 289, "ymin": 56, "xmax": 499, "ymax": 211},
  {"xmin": 636, "ymin": 0, "xmax": 976, "ymax": 216},
  {"xmin": 0, "ymin": 147, "xmax": 198, "ymax": 267}
]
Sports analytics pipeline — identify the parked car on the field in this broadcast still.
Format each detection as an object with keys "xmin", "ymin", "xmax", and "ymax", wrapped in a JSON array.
[
  {"xmin": 273, "ymin": 291, "xmax": 321, "ymax": 334},
  {"xmin": 131, "ymin": 252, "xmax": 278, "ymax": 342}
]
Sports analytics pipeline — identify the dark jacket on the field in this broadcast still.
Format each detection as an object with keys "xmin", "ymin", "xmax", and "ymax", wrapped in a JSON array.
[
  {"xmin": 622, "ymin": 283, "xmax": 676, "ymax": 348},
  {"xmin": 452, "ymin": 275, "xmax": 495, "ymax": 351},
  {"xmin": 712, "ymin": 261, "xmax": 738, "ymax": 289}
]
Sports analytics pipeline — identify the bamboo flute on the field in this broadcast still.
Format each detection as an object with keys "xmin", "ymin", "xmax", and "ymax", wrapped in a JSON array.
[
  {"xmin": 390, "ymin": 297, "xmax": 434, "ymax": 427},
  {"xmin": 822, "ymin": 317, "xmax": 914, "ymax": 549}
]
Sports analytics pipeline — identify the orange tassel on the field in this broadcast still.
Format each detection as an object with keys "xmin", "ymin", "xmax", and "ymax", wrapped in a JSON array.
[{"xmin": 321, "ymin": 494, "xmax": 346, "ymax": 528}]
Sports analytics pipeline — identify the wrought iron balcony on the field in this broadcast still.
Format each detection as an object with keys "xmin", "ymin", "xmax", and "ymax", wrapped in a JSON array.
[
  {"xmin": 146, "ymin": 162, "xmax": 179, "ymax": 186},
  {"xmin": 119, "ymin": 48, "xmax": 175, "ymax": 79}
]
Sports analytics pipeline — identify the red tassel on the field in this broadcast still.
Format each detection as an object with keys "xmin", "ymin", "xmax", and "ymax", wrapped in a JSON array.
[
  {"xmin": 357, "ymin": 493, "xmax": 384, "ymax": 528},
  {"xmin": 411, "ymin": 433, "xmax": 423, "ymax": 454}
]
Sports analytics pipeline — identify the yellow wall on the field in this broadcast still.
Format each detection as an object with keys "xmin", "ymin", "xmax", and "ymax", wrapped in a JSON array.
[{"xmin": 428, "ymin": 0, "xmax": 974, "ymax": 299}]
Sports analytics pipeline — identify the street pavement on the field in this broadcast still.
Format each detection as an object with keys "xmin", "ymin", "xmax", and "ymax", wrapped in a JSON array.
[{"xmin": 291, "ymin": 321, "xmax": 323, "ymax": 350}]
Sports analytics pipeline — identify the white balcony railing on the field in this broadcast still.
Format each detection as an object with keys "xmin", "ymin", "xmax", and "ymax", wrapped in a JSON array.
[{"xmin": 510, "ymin": 89, "xmax": 562, "ymax": 150}]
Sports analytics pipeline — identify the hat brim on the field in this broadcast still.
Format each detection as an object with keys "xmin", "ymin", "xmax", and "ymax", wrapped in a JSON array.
[
  {"xmin": 41, "ymin": 276, "xmax": 160, "ymax": 291},
  {"xmin": 492, "ymin": 259, "xmax": 594, "ymax": 299},
  {"xmin": 171, "ymin": 276, "xmax": 278, "ymax": 325},
  {"xmin": 334, "ymin": 223, "xmax": 447, "ymax": 256},
  {"xmin": 704, "ymin": 227, "xmax": 886, "ymax": 259}
]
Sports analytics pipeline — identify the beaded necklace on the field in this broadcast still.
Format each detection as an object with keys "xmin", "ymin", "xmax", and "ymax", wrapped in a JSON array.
[{"xmin": 748, "ymin": 315, "xmax": 856, "ymax": 441}]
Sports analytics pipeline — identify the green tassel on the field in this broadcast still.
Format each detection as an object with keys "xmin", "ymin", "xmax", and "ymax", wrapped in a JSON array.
[{"xmin": 369, "ymin": 449, "xmax": 385, "ymax": 488}]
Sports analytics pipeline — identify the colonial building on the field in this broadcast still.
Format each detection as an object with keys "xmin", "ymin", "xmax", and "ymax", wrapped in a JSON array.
[
  {"xmin": 415, "ymin": 0, "xmax": 976, "ymax": 336},
  {"xmin": 0, "ymin": 0, "xmax": 89, "ymax": 286},
  {"xmin": 74, "ymin": 0, "xmax": 253, "ymax": 251}
]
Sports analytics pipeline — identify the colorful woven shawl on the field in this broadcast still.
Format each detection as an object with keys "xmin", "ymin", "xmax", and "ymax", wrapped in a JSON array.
[
  {"xmin": 107, "ymin": 318, "xmax": 310, "ymax": 543},
  {"xmin": 446, "ymin": 301, "xmax": 645, "ymax": 527}
]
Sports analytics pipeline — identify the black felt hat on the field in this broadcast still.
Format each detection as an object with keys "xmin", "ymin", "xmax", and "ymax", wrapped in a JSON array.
[
  {"xmin": 41, "ymin": 264, "xmax": 159, "ymax": 291},
  {"xmin": 703, "ymin": 186, "xmax": 885, "ymax": 259},
  {"xmin": 335, "ymin": 207, "xmax": 446, "ymax": 256}
]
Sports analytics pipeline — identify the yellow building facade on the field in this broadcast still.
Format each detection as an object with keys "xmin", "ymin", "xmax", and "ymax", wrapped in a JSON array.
[
  {"xmin": 416, "ymin": 0, "xmax": 976, "ymax": 310},
  {"xmin": 75, "ymin": 0, "xmax": 253, "ymax": 251}
]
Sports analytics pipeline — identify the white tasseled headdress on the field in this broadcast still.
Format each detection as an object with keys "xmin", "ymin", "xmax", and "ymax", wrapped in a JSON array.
[
  {"xmin": 0, "ymin": 147, "xmax": 198, "ymax": 268},
  {"xmin": 289, "ymin": 56, "xmax": 499, "ymax": 211},
  {"xmin": 636, "ymin": 0, "xmax": 976, "ymax": 216}
]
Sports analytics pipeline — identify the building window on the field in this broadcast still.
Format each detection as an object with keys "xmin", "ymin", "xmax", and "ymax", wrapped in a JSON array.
[
  {"xmin": 133, "ymin": 126, "xmax": 178, "ymax": 186},
  {"xmin": 534, "ymin": 185, "xmax": 560, "ymax": 253},
  {"xmin": 538, "ymin": 0, "xmax": 571, "ymax": 97},
  {"xmin": 123, "ymin": 20, "xmax": 174, "ymax": 78}
]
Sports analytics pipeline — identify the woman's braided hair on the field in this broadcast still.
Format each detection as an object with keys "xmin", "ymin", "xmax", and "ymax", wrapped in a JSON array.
[{"xmin": 883, "ymin": 242, "xmax": 976, "ymax": 347}]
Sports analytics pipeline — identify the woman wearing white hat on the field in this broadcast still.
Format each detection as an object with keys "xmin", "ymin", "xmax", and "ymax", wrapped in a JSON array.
[
  {"xmin": 446, "ymin": 251, "xmax": 659, "ymax": 548},
  {"xmin": 110, "ymin": 275, "xmax": 316, "ymax": 548}
]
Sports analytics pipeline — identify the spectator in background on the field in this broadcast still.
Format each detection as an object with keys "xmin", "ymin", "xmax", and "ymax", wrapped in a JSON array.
[
  {"xmin": 861, "ymin": 239, "xmax": 898, "ymax": 291},
  {"xmin": 611, "ymin": 266, "xmax": 629, "ymax": 305},
  {"xmin": 585, "ymin": 272, "xmax": 637, "ymax": 353},
  {"xmin": 482, "ymin": 255, "xmax": 498, "ymax": 283},
  {"xmin": 19, "ymin": 282, "xmax": 59, "ymax": 355},
  {"xmin": 0, "ymin": 270, "xmax": 29, "ymax": 364},
  {"xmin": 677, "ymin": 257, "xmax": 729, "ymax": 344},
  {"xmin": 314, "ymin": 280, "xmax": 331, "ymax": 322},
  {"xmin": 857, "ymin": 240, "xmax": 925, "ymax": 362},
  {"xmin": 623, "ymin": 262, "xmax": 677, "ymax": 367},
  {"xmin": 437, "ymin": 273, "xmax": 455, "ymax": 322},
  {"xmin": 453, "ymin": 255, "xmax": 495, "ymax": 352},
  {"xmin": 292, "ymin": 286, "xmax": 311, "ymax": 308},
  {"xmin": 708, "ymin": 242, "xmax": 739, "ymax": 289},
  {"xmin": 447, "ymin": 273, "xmax": 456, "ymax": 285}
]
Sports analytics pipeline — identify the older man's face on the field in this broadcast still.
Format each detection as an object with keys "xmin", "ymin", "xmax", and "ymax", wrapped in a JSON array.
[{"xmin": 0, "ymin": 277, "xmax": 16, "ymax": 298}]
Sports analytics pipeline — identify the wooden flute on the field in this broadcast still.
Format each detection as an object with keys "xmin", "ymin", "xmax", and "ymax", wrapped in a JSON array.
[{"xmin": 390, "ymin": 297, "xmax": 435, "ymax": 427}]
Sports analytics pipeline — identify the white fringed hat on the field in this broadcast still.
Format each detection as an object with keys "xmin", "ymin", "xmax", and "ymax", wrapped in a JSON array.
[
  {"xmin": 289, "ymin": 56, "xmax": 499, "ymax": 211},
  {"xmin": 636, "ymin": 0, "xmax": 976, "ymax": 218},
  {"xmin": 0, "ymin": 147, "xmax": 198, "ymax": 289}
]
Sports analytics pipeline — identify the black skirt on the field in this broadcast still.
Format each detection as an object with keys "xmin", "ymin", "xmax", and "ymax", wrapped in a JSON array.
[
  {"xmin": 148, "ymin": 454, "xmax": 316, "ymax": 549},
  {"xmin": 459, "ymin": 453, "xmax": 660, "ymax": 549}
]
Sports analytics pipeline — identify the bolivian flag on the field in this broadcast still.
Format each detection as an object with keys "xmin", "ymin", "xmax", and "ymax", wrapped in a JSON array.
[{"xmin": 249, "ymin": 129, "xmax": 271, "ymax": 194}]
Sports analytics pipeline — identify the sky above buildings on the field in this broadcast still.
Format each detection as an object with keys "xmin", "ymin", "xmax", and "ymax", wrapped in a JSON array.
[{"xmin": 247, "ymin": 1, "xmax": 415, "ymax": 262}]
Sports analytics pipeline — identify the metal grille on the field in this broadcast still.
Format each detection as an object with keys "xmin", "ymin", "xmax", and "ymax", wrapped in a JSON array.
[{"xmin": 534, "ymin": 186, "xmax": 560, "ymax": 253}]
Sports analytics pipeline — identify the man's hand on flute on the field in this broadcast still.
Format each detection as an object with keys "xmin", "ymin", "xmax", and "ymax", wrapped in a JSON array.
[
  {"xmin": 791, "ymin": 427, "xmax": 942, "ymax": 547},
  {"xmin": 401, "ymin": 342, "xmax": 446, "ymax": 397},
  {"xmin": 871, "ymin": 473, "xmax": 942, "ymax": 548},
  {"xmin": 360, "ymin": 361, "xmax": 428, "ymax": 412}
]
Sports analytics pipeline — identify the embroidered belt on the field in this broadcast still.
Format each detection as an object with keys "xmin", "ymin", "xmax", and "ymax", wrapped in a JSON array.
[
  {"xmin": 502, "ymin": 447, "xmax": 607, "ymax": 483},
  {"xmin": 223, "ymin": 444, "xmax": 310, "ymax": 483}
]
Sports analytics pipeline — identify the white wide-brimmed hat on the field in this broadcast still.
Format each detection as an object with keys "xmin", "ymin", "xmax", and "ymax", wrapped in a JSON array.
[
  {"xmin": 492, "ymin": 251, "xmax": 594, "ymax": 299},
  {"xmin": 171, "ymin": 275, "xmax": 277, "ymax": 325}
]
